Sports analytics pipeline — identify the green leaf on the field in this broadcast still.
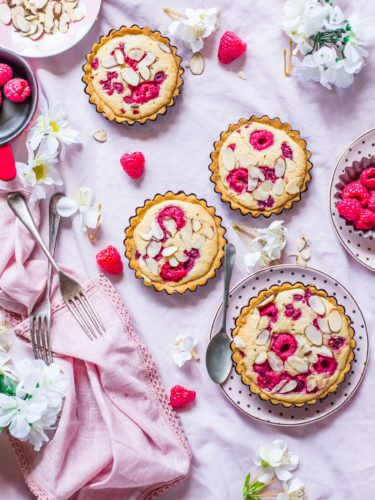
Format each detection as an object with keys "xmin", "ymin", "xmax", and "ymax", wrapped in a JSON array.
[
  {"xmin": 249, "ymin": 482, "xmax": 265, "ymax": 495},
  {"xmin": 244, "ymin": 472, "xmax": 251, "ymax": 488},
  {"xmin": 0, "ymin": 375, "xmax": 17, "ymax": 396},
  {"xmin": 261, "ymin": 459, "xmax": 269, "ymax": 468}
]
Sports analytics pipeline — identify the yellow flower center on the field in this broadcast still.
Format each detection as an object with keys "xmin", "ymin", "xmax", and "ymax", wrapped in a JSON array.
[
  {"xmin": 33, "ymin": 162, "xmax": 48, "ymax": 181},
  {"xmin": 50, "ymin": 121, "xmax": 59, "ymax": 133}
]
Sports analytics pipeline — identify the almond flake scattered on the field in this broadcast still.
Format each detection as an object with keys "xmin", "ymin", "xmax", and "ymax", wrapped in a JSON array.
[
  {"xmin": 93, "ymin": 130, "xmax": 107, "ymax": 143},
  {"xmin": 237, "ymin": 70, "xmax": 247, "ymax": 80},
  {"xmin": 290, "ymin": 235, "xmax": 311, "ymax": 267},
  {"xmin": 189, "ymin": 52, "xmax": 205, "ymax": 75}
]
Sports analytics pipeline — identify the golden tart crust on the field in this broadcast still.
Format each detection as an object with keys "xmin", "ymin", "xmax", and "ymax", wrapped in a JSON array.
[
  {"xmin": 209, "ymin": 116, "xmax": 313, "ymax": 217},
  {"xmin": 83, "ymin": 25, "xmax": 184, "ymax": 125},
  {"xmin": 124, "ymin": 192, "xmax": 227, "ymax": 294},
  {"xmin": 231, "ymin": 283, "xmax": 355, "ymax": 407}
]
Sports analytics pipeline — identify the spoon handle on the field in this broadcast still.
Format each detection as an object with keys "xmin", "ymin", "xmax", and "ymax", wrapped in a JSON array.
[{"xmin": 221, "ymin": 243, "xmax": 236, "ymax": 331}]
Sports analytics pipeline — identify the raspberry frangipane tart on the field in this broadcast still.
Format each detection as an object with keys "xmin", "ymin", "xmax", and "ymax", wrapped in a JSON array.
[
  {"xmin": 83, "ymin": 25, "xmax": 183, "ymax": 125},
  {"xmin": 124, "ymin": 193, "xmax": 226, "ymax": 294},
  {"xmin": 231, "ymin": 283, "xmax": 355, "ymax": 407},
  {"xmin": 209, "ymin": 116, "xmax": 312, "ymax": 216}
]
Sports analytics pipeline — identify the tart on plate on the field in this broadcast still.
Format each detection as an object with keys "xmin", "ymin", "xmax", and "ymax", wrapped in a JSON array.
[
  {"xmin": 83, "ymin": 25, "xmax": 183, "ymax": 125},
  {"xmin": 209, "ymin": 116, "xmax": 312, "ymax": 217},
  {"xmin": 124, "ymin": 192, "xmax": 227, "ymax": 294},
  {"xmin": 231, "ymin": 283, "xmax": 355, "ymax": 407}
]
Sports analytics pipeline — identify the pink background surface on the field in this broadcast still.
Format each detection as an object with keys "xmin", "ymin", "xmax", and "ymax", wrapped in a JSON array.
[{"xmin": 1, "ymin": 0, "xmax": 375, "ymax": 498}]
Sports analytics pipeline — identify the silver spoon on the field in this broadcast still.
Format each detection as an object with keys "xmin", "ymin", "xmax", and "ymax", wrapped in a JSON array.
[{"xmin": 206, "ymin": 243, "xmax": 236, "ymax": 384}]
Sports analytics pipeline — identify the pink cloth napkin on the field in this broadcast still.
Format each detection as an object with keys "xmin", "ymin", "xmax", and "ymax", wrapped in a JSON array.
[
  {"xmin": 0, "ymin": 179, "xmax": 47, "ymax": 316},
  {"xmin": 10, "ymin": 275, "xmax": 191, "ymax": 500}
]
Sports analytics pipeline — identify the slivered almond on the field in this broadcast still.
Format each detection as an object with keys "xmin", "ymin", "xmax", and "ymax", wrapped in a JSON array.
[
  {"xmin": 182, "ymin": 219, "xmax": 193, "ymax": 240},
  {"xmin": 158, "ymin": 42, "xmax": 171, "ymax": 53},
  {"xmin": 317, "ymin": 316, "xmax": 331, "ymax": 334},
  {"xmin": 0, "ymin": 4, "xmax": 11, "ymax": 24},
  {"xmin": 163, "ymin": 218, "xmax": 177, "ymax": 236},
  {"xmin": 128, "ymin": 48, "xmax": 144, "ymax": 61},
  {"xmin": 307, "ymin": 351, "xmax": 318, "ymax": 364},
  {"xmin": 139, "ymin": 65, "xmax": 150, "ymax": 80},
  {"xmin": 255, "ymin": 351, "xmax": 267, "ymax": 365},
  {"xmin": 141, "ymin": 52, "xmax": 156, "ymax": 67},
  {"xmin": 328, "ymin": 310, "xmax": 342, "ymax": 333},
  {"xmin": 176, "ymin": 252, "xmax": 188, "ymax": 263},
  {"xmin": 193, "ymin": 235, "xmax": 206, "ymax": 249},
  {"xmin": 121, "ymin": 68, "xmax": 140, "ymax": 86},
  {"xmin": 275, "ymin": 158, "xmax": 286, "ymax": 178},
  {"xmin": 162, "ymin": 246, "xmax": 178, "ymax": 257},
  {"xmin": 238, "ymin": 154, "xmax": 257, "ymax": 168},
  {"xmin": 278, "ymin": 379, "xmax": 297, "ymax": 394},
  {"xmin": 273, "ymin": 178, "xmax": 284, "ymax": 196},
  {"xmin": 285, "ymin": 178, "xmax": 300, "ymax": 195},
  {"xmin": 28, "ymin": 21, "xmax": 42, "ymax": 39},
  {"xmin": 306, "ymin": 376, "xmax": 317, "ymax": 392},
  {"xmin": 234, "ymin": 336, "xmax": 246, "ymax": 348},
  {"xmin": 309, "ymin": 295, "xmax": 326, "ymax": 315},
  {"xmin": 258, "ymin": 316, "xmax": 269, "ymax": 330},
  {"xmin": 102, "ymin": 55, "xmax": 117, "ymax": 68},
  {"xmin": 251, "ymin": 308, "xmax": 260, "ymax": 329},
  {"xmin": 169, "ymin": 257, "xmax": 179, "ymax": 267},
  {"xmin": 192, "ymin": 219, "xmax": 201, "ymax": 232},
  {"xmin": 305, "ymin": 325, "xmax": 322, "ymax": 346},
  {"xmin": 93, "ymin": 130, "xmax": 107, "ymax": 142},
  {"xmin": 221, "ymin": 147, "xmax": 235, "ymax": 171},
  {"xmin": 114, "ymin": 48, "xmax": 125, "ymax": 65},
  {"xmin": 147, "ymin": 241, "xmax": 161, "ymax": 258},
  {"xmin": 267, "ymin": 352, "xmax": 283, "ymax": 373},
  {"xmin": 316, "ymin": 377, "xmax": 328, "ymax": 390},
  {"xmin": 287, "ymin": 355, "xmax": 309, "ymax": 373},
  {"xmin": 16, "ymin": 14, "xmax": 30, "ymax": 32},
  {"xmin": 203, "ymin": 226, "xmax": 214, "ymax": 239},
  {"xmin": 249, "ymin": 166, "xmax": 265, "ymax": 181},
  {"xmin": 252, "ymin": 188, "xmax": 269, "ymax": 201},
  {"xmin": 256, "ymin": 330, "xmax": 270, "ymax": 346},
  {"xmin": 271, "ymin": 379, "xmax": 288, "ymax": 393},
  {"xmin": 189, "ymin": 52, "xmax": 205, "ymax": 75},
  {"xmin": 248, "ymin": 177, "xmax": 258, "ymax": 192},
  {"xmin": 257, "ymin": 295, "xmax": 275, "ymax": 308},
  {"xmin": 313, "ymin": 346, "xmax": 333, "ymax": 357},
  {"xmin": 151, "ymin": 222, "xmax": 164, "ymax": 240},
  {"xmin": 258, "ymin": 180, "xmax": 273, "ymax": 192}
]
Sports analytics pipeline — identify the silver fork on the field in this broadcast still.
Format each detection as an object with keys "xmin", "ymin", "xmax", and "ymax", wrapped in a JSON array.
[
  {"xmin": 7, "ymin": 192, "xmax": 106, "ymax": 341},
  {"xmin": 30, "ymin": 193, "xmax": 64, "ymax": 364}
]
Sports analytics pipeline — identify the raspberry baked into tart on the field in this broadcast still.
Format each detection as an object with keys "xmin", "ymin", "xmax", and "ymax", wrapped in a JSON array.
[
  {"xmin": 124, "ymin": 193, "xmax": 226, "ymax": 294},
  {"xmin": 209, "ymin": 116, "xmax": 312, "ymax": 216},
  {"xmin": 231, "ymin": 283, "xmax": 355, "ymax": 407},
  {"xmin": 83, "ymin": 26, "xmax": 183, "ymax": 125}
]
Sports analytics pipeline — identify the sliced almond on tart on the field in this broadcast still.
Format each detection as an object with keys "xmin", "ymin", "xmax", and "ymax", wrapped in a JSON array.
[
  {"xmin": 147, "ymin": 240, "xmax": 161, "ymax": 258},
  {"xmin": 221, "ymin": 147, "xmax": 235, "ymax": 171},
  {"xmin": 285, "ymin": 178, "xmax": 300, "ymax": 195},
  {"xmin": 121, "ymin": 68, "xmax": 140, "ymax": 86},
  {"xmin": 287, "ymin": 355, "xmax": 309, "ymax": 373},
  {"xmin": 275, "ymin": 158, "xmax": 286, "ymax": 178},
  {"xmin": 162, "ymin": 246, "xmax": 178, "ymax": 257},
  {"xmin": 309, "ymin": 295, "xmax": 326, "ymax": 315},
  {"xmin": 128, "ymin": 48, "xmax": 144, "ymax": 61},
  {"xmin": 278, "ymin": 379, "xmax": 297, "ymax": 394},
  {"xmin": 256, "ymin": 330, "xmax": 270, "ymax": 346},
  {"xmin": 158, "ymin": 43, "xmax": 171, "ymax": 53},
  {"xmin": 145, "ymin": 258, "xmax": 158, "ymax": 275},
  {"xmin": 328, "ymin": 310, "xmax": 343, "ymax": 333},
  {"xmin": 267, "ymin": 352, "xmax": 283, "ymax": 373},
  {"xmin": 305, "ymin": 325, "xmax": 323, "ymax": 346},
  {"xmin": 273, "ymin": 178, "xmax": 284, "ymax": 196},
  {"xmin": 255, "ymin": 351, "xmax": 267, "ymax": 365},
  {"xmin": 114, "ymin": 48, "xmax": 125, "ymax": 65}
]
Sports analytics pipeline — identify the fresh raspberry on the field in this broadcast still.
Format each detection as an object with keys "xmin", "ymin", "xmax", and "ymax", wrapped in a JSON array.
[
  {"xmin": 170, "ymin": 385, "xmax": 196, "ymax": 409},
  {"xmin": 226, "ymin": 167, "xmax": 249, "ymax": 194},
  {"xmin": 281, "ymin": 142, "xmax": 293, "ymax": 160},
  {"xmin": 0, "ymin": 92, "xmax": 2, "ymax": 109},
  {"xmin": 96, "ymin": 245, "xmax": 123, "ymax": 274},
  {"xmin": 250, "ymin": 130, "xmax": 274, "ymax": 151},
  {"xmin": 341, "ymin": 182, "xmax": 369, "ymax": 207},
  {"xmin": 337, "ymin": 199, "xmax": 362, "ymax": 221},
  {"xmin": 160, "ymin": 262, "xmax": 188, "ymax": 282},
  {"xmin": 270, "ymin": 333, "xmax": 298, "ymax": 361},
  {"xmin": 0, "ymin": 63, "xmax": 13, "ymax": 86},
  {"xmin": 120, "ymin": 152, "xmax": 145, "ymax": 179},
  {"xmin": 360, "ymin": 166, "xmax": 375, "ymax": 189},
  {"xmin": 218, "ymin": 31, "xmax": 247, "ymax": 64},
  {"xmin": 259, "ymin": 302, "xmax": 278, "ymax": 323},
  {"xmin": 368, "ymin": 192, "xmax": 375, "ymax": 211},
  {"xmin": 312, "ymin": 355, "xmax": 337, "ymax": 376},
  {"xmin": 4, "ymin": 78, "xmax": 31, "ymax": 103},
  {"xmin": 328, "ymin": 336, "xmax": 345, "ymax": 350},
  {"xmin": 157, "ymin": 205, "xmax": 186, "ymax": 233},
  {"xmin": 354, "ymin": 209, "xmax": 375, "ymax": 230}
]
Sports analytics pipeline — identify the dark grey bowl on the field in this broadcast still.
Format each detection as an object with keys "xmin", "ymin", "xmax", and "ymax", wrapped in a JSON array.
[{"xmin": 0, "ymin": 47, "xmax": 38, "ymax": 146}]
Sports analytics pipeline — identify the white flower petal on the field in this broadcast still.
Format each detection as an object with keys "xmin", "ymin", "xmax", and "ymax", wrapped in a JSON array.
[
  {"xmin": 275, "ymin": 466, "xmax": 294, "ymax": 482},
  {"xmin": 56, "ymin": 196, "xmax": 79, "ymax": 218},
  {"xmin": 258, "ymin": 468, "xmax": 275, "ymax": 483},
  {"xmin": 82, "ymin": 208, "xmax": 100, "ymax": 229},
  {"xmin": 172, "ymin": 351, "xmax": 192, "ymax": 367}
]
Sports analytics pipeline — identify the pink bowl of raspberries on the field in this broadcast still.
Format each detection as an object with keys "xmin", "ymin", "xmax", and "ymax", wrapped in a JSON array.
[{"xmin": 335, "ymin": 156, "xmax": 375, "ymax": 234}]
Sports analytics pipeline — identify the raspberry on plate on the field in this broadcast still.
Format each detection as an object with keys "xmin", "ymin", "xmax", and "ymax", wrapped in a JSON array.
[
  {"xmin": 368, "ymin": 192, "xmax": 375, "ymax": 212},
  {"xmin": 96, "ymin": 245, "xmax": 123, "ymax": 274},
  {"xmin": 0, "ymin": 63, "xmax": 13, "ymax": 87},
  {"xmin": 337, "ymin": 199, "xmax": 362, "ymax": 221},
  {"xmin": 4, "ymin": 78, "xmax": 31, "ymax": 103},
  {"xmin": 120, "ymin": 152, "xmax": 145, "ymax": 179},
  {"xmin": 218, "ymin": 31, "xmax": 247, "ymax": 64},
  {"xmin": 341, "ymin": 181, "xmax": 369, "ymax": 207},
  {"xmin": 169, "ymin": 385, "xmax": 196, "ymax": 409},
  {"xmin": 360, "ymin": 166, "xmax": 375, "ymax": 190},
  {"xmin": 354, "ymin": 209, "xmax": 375, "ymax": 230}
]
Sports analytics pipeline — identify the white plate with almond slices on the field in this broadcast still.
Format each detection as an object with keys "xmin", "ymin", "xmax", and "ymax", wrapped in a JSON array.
[
  {"xmin": 209, "ymin": 265, "xmax": 368, "ymax": 426},
  {"xmin": 0, "ymin": 0, "xmax": 101, "ymax": 58}
]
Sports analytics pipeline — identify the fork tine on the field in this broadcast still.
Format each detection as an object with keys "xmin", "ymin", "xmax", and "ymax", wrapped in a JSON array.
[
  {"xmin": 35, "ymin": 317, "xmax": 44, "ymax": 360},
  {"xmin": 29, "ymin": 317, "xmax": 39, "ymax": 360},
  {"xmin": 64, "ymin": 299, "xmax": 94, "ymax": 341},
  {"xmin": 73, "ymin": 295, "xmax": 99, "ymax": 339},
  {"xmin": 79, "ymin": 292, "xmax": 105, "ymax": 336},
  {"xmin": 40, "ymin": 317, "xmax": 51, "ymax": 365},
  {"xmin": 45, "ymin": 317, "xmax": 53, "ymax": 365}
]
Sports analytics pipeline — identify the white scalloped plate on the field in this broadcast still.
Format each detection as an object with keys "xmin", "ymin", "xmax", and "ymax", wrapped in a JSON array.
[
  {"xmin": 0, "ymin": 0, "xmax": 101, "ymax": 58},
  {"xmin": 330, "ymin": 128, "xmax": 375, "ymax": 271},
  {"xmin": 209, "ymin": 265, "xmax": 368, "ymax": 426}
]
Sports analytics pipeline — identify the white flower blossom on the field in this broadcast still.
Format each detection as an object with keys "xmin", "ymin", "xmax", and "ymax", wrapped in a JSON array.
[
  {"xmin": 0, "ymin": 319, "xmax": 12, "ymax": 351},
  {"xmin": 167, "ymin": 7, "xmax": 219, "ymax": 52},
  {"xmin": 16, "ymin": 142, "xmax": 61, "ymax": 203},
  {"xmin": 277, "ymin": 477, "xmax": 305, "ymax": 500},
  {"xmin": 56, "ymin": 187, "xmax": 102, "ymax": 231},
  {"xmin": 254, "ymin": 439, "xmax": 299, "ymax": 483},
  {"xmin": 27, "ymin": 95, "xmax": 80, "ymax": 156},
  {"xmin": 0, "ymin": 349, "xmax": 16, "ymax": 380},
  {"xmin": 0, "ymin": 393, "xmax": 46, "ymax": 440},
  {"xmin": 172, "ymin": 334, "xmax": 199, "ymax": 367},
  {"xmin": 241, "ymin": 221, "xmax": 287, "ymax": 272}
]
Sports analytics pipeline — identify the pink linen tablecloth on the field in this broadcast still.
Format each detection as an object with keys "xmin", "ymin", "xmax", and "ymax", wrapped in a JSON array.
[{"xmin": 1, "ymin": 0, "xmax": 375, "ymax": 499}]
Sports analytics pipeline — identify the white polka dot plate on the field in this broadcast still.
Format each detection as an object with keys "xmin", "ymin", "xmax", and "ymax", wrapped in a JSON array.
[
  {"xmin": 209, "ymin": 265, "xmax": 368, "ymax": 426},
  {"xmin": 330, "ymin": 128, "xmax": 375, "ymax": 271}
]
